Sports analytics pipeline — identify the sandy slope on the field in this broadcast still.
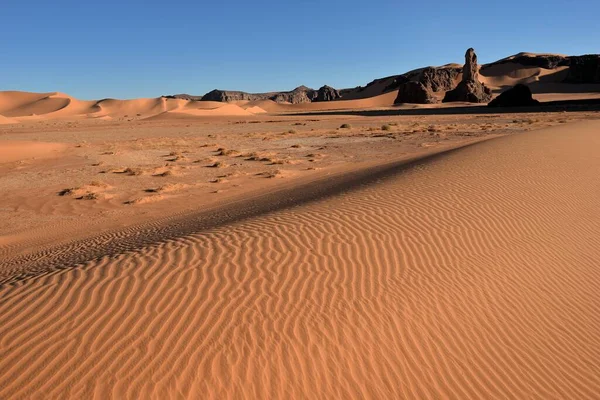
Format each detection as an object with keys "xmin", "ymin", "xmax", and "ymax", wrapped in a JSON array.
[
  {"xmin": 1, "ymin": 121, "xmax": 599, "ymax": 399},
  {"xmin": 0, "ymin": 91, "xmax": 269, "ymax": 122},
  {"xmin": 244, "ymin": 91, "xmax": 399, "ymax": 113},
  {"xmin": 0, "ymin": 141, "xmax": 67, "ymax": 164},
  {"xmin": 0, "ymin": 115, "xmax": 18, "ymax": 125}
]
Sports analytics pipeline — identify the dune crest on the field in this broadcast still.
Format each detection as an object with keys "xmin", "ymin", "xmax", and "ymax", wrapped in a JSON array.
[{"xmin": 0, "ymin": 91, "xmax": 271, "ymax": 122}]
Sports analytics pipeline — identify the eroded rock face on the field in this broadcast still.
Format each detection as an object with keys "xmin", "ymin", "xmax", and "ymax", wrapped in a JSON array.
[
  {"xmin": 393, "ymin": 66, "xmax": 460, "ymax": 104},
  {"xmin": 314, "ymin": 85, "xmax": 341, "ymax": 102},
  {"xmin": 272, "ymin": 87, "xmax": 315, "ymax": 104},
  {"xmin": 199, "ymin": 85, "xmax": 342, "ymax": 104},
  {"xmin": 488, "ymin": 84, "xmax": 539, "ymax": 107},
  {"xmin": 421, "ymin": 67, "xmax": 461, "ymax": 92},
  {"xmin": 565, "ymin": 55, "xmax": 600, "ymax": 83},
  {"xmin": 201, "ymin": 90, "xmax": 265, "ymax": 102},
  {"xmin": 394, "ymin": 82, "xmax": 437, "ymax": 104},
  {"xmin": 443, "ymin": 80, "xmax": 492, "ymax": 103},
  {"xmin": 443, "ymin": 48, "xmax": 492, "ymax": 103},
  {"xmin": 462, "ymin": 48, "xmax": 478, "ymax": 81}
]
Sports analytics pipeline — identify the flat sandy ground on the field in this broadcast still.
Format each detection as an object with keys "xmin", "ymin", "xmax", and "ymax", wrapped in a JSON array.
[{"xmin": 1, "ymin": 109, "xmax": 600, "ymax": 398}]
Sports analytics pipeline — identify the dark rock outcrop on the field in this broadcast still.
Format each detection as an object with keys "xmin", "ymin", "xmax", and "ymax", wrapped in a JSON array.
[
  {"xmin": 170, "ymin": 51, "xmax": 599, "ymax": 104},
  {"xmin": 488, "ymin": 84, "xmax": 539, "ymax": 107},
  {"xmin": 381, "ymin": 75, "xmax": 409, "ymax": 93},
  {"xmin": 443, "ymin": 80, "xmax": 492, "ymax": 103},
  {"xmin": 393, "ymin": 66, "xmax": 461, "ymax": 104},
  {"xmin": 564, "ymin": 55, "xmax": 600, "ymax": 83},
  {"xmin": 394, "ymin": 82, "xmax": 437, "ymax": 104},
  {"xmin": 314, "ymin": 85, "xmax": 341, "ymax": 102},
  {"xmin": 197, "ymin": 85, "xmax": 342, "ymax": 104},
  {"xmin": 271, "ymin": 86, "xmax": 315, "ymax": 104},
  {"xmin": 420, "ymin": 67, "xmax": 461, "ymax": 92},
  {"xmin": 443, "ymin": 48, "xmax": 492, "ymax": 103},
  {"xmin": 462, "ymin": 48, "xmax": 479, "ymax": 81},
  {"xmin": 201, "ymin": 90, "xmax": 266, "ymax": 102},
  {"xmin": 164, "ymin": 93, "xmax": 202, "ymax": 101}
]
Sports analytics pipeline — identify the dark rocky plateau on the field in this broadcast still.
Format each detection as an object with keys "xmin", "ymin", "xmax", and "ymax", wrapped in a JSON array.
[{"xmin": 166, "ymin": 53, "xmax": 599, "ymax": 104}]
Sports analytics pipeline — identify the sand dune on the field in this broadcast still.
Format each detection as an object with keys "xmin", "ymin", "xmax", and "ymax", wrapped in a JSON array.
[
  {"xmin": 95, "ymin": 97, "xmax": 174, "ymax": 118},
  {"xmin": 0, "ymin": 92, "xmax": 270, "ymax": 121},
  {"xmin": 1, "ymin": 121, "xmax": 599, "ymax": 398},
  {"xmin": 480, "ymin": 63, "xmax": 570, "ymax": 89},
  {"xmin": 0, "ymin": 91, "xmax": 55, "ymax": 115},
  {"xmin": 0, "ymin": 114, "xmax": 18, "ymax": 125},
  {"xmin": 0, "ymin": 91, "xmax": 99, "ymax": 120}
]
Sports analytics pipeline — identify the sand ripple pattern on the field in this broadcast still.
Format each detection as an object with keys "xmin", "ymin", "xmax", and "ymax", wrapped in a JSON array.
[{"xmin": 1, "ymin": 122, "xmax": 600, "ymax": 399}]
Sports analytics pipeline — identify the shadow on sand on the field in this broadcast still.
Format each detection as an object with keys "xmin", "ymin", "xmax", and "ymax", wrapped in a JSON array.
[{"xmin": 283, "ymin": 98, "xmax": 600, "ymax": 118}]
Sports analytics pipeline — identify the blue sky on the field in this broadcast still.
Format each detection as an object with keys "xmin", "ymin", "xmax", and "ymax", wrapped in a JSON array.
[{"xmin": 1, "ymin": 0, "xmax": 598, "ymax": 99}]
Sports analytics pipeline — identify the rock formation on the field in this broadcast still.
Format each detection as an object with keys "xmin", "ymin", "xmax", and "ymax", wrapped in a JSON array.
[
  {"xmin": 443, "ymin": 48, "xmax": 492, "ymax": 103},
  {"xmin": 196, "ymin": 85, "xmax": 342, "ymax": 104},
  {"xmin": 169, "ymin": 51, "xmax": 600, "ymax": 104},
  {"xmin": 564, "ymin": 55, "xmax": 600, "ymax": 83},
  {"xmin": 488, "ymin": 84, "xmax": 539, "ymax": 107},
  {"xmin": 314, "ymin": 85, "xmax": 341, "ymax": 102},
  {"xmin": 271, "ymin": 86, "xmax": 315, "ymax": 104},
  {"xmin": 420, "ymin": 67, "xmax": 461, "ymax": 92},
  {"xmin": 462, "ymin": 48, "xmax": 478, "ymax": 81},
  {"xmin": 394, "ymin": 66, "xmax": 461, "ymax": 104},
  {"xmin": 394, "ymin": 82, "xmax": 436, "ymax": 104},
  {"xmin": 201, "ymin": 90, "xmax": 264, "ymax": 102}
]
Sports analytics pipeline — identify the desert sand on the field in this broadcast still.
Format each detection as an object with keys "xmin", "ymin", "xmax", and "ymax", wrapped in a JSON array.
[
  {"xmin": 1, "ymin": 64, "xmax": 600, "ymax": 400},
  {"xmin": 1, "ymin": 117, "xmax": 599, "ymax": 399}
]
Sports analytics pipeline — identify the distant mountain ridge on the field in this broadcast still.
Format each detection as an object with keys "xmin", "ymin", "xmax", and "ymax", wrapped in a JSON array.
[
  {"xmin": 166, "ymin": 52, "xmax": 600, "ymax": 104},
  {"xmin": 167, "ymin": 85, "xmax": 340, "ymax": 104}
]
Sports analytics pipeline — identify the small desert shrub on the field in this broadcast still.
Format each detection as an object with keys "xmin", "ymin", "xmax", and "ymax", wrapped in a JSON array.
[
  {"xmin": 58, "ymin": 188, "xmax": 75, "ymax": 196},
  {"xmin": 89, "ymin": 181, "xmax": 106, "ymax": 187},
  {"xmin": 381, "ymin": 124, "xmax": 392, "ymax": 131},
  {"xmin": 153, "ymin": 170, "xmax": 173, "ymax": 177},
  {"xmin": 340, "ymin": 123, "xmax": 352, "ymax": 129},
  {"xmin": 123, "ymin": 167, "xmax": 144, "ymax": 176},
  {"xmin": 216, "ymin": 148, "xmax": 239, "ymax": 156},
  {"xmin": 79, "ymin": 192, "xmax": 98, "ymax": 200},
  {"xmin": 287, "ymin": 129, "xmax": 297, "ymax": 134}
]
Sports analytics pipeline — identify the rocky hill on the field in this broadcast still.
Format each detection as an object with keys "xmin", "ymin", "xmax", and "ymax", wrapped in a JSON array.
[
  {"xmin": 168, "ymin": 85, "xmax": 340, "ymax": 105},
  {"xmin": 166, "ymin": 53, "xmax": 599, "ymax": 104}
]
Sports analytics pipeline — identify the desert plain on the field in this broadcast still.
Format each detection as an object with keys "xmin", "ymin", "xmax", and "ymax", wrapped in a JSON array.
[{"xmin": 1, "ymin": 54, "xmax": 600, "ymax": 399}]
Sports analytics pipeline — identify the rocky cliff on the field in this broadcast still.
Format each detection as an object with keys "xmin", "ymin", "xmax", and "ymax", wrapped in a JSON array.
[
  {"xmin": 443, "ymin": 48, "xmax": 492, "ymax": 103},
  {"xmin": 565, "ymin": 55, "xmax": 600, "ymax": 84},
  {"xmin": 394, "ymin": 65, "xmax": 461, "ymax": 104},
  {"xmin": 167, "ymin": 52, "xmax": 599, "ymax": 105}
]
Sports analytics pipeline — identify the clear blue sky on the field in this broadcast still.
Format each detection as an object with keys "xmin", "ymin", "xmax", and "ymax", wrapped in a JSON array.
[{"xmin": 1, "ymin": 0, "xmax": 598, "ymax": 99}]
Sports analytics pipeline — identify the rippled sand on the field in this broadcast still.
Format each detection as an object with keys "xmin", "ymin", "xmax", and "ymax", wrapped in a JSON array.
[{"xmin": 1, "ymin": 121, "xmax": 599, "ymax": 399}]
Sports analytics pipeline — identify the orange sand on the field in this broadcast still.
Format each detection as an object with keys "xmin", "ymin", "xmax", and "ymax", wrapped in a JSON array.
[{"xmin": 1, "ymin": 121, "xmax": 599, "ymax": 398}]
